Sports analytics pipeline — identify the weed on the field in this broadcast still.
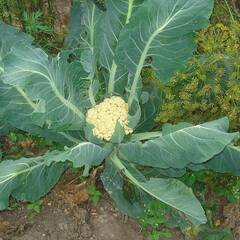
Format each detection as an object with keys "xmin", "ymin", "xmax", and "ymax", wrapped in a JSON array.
[
  {"xmin": 23, "ymin": 10, "xmax": 52, "ymax": 37},
  {"xmin": 88, "ymin": 184, "xmax": 102, "ymax": 206},
  {"xmin": 27, "ymin": 199, "xmax": 43, "ymax": 219},
  {"xmin": 27, "ymin": 199, "xmax": 43, "ymax": 214},
  {"xmin": 140, "ymin": 201, "xmax": 173, "ymax": 240}
]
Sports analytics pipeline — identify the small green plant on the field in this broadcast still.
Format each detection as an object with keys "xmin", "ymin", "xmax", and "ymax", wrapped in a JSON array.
[
  {"xmin": 7, "ymin": 202, "xmax": 21, "ymax": 211},
  {"xmin": 27, "ymin": 199, "xmax": 43, "ymax": 218},
  {"xmin": 88, "ymin": 184, "xmax": 102, "ymax": 206},
  {"xmin": 23, "ymin": 10, "xmax": 52, "ymax": 37},
  {"xmin": 140, "ymin": 201, "xmax": 173, "ymax": 240}
]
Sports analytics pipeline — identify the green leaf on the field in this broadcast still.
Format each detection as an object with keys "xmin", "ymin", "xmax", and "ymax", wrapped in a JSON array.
[
  {"xmin": 73, "ymin": 0, "xmax": 104, "ymax": 106},
  {"xmin": 110, "ymin": 121, "xmax": 125, "ymax": 144},
  {"xmin": 115, "ymin": 0, "xmax": 214, "ymax": 106},
  {"xmin": 101, "ymin": 159, "xmax": 145, "ymax": 217},
  {"xmin": 190, "ymin": 145, "xmax": 240, "ymax": 176},
  {"xmin": 44, "ymin": 142, "xmax": 111, "ymax": 176},
  {"xmin": 0, "ymin": 21, "xmax": 33, "ymax": 61},
  {"xmin": 64, "ymin": 0, "xmax": 84, "ymax": 49},
  {"xmin": 0, "ymin": 142, "xmax": 111, "ymax": 209},
  {"xmin": 2, "ymin": 44, "xmax": 86, "ymax": 130},
  {"xmin": 0, "ymin": 81, "xmax": 77, "ymax": 145},
  {"xmin": 162, "ymin": 122, "xmax": 193, "ymax": 136},
  {"xmin": 0, "ymin": 156, "xmax": 67, "ymax": 210},
  {"xmin": 135, "ymin": 86, "xmax": 161, "ymax": 132},
  {"xmin": 67, "ymin": 142, "xmax": 111, "ymax": 176},
  {"xmin": 139, "ymin": 178, "xmax": 206, "ymax": 224},
  {"xmin": 0, "ymin": 22, "xmax": 76, "ymax": 144},
  {"xmin": 119, "ymin": 118, "xmax": 238, "ymax": 168},
  {"xmin": 111, "ymin": 154, "xmax": 206, "ymax": 224},
  {"xmin": 198, "ymin": 228, "xmax": 233, "ymax": 240},
  {"xmin": 0, "ymin": 119, "xmax": 13, "ymax": 136},
  {"xmin": 99, "ymin": 0, "xmax": 144, "ymax": 94}
]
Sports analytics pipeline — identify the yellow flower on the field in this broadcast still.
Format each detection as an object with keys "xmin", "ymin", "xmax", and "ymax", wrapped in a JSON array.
[{"xmin": 215, "ymin": 219, "xmax": 221, "ymax": 227}]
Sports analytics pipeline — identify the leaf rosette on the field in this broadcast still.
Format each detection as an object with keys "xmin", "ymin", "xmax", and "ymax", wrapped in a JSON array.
[{"xmin": 0, "ymin": 0, "xmax": 240, "ymax": 226}]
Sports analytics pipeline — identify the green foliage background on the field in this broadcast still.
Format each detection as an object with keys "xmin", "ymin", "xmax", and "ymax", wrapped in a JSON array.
[
  {"xmin": 142, "ymin": 1, "xmax": 240, "ymax": 131},
  {"xmin": 0, "ymin": 0, "xmax": 62, "ymax": 52}
]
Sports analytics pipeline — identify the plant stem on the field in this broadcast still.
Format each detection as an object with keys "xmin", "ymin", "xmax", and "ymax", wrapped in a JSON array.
[
  {"xmin": 224, "ymin": 0, "xmax": 235, "ymax": 22},
  {"xmin": 110, "ymin": 153, "xmax": 137, "ymax": 185},
  {"xmin": 89, "ymin": 83, "xmax": 96, "ymax": 106},
  {"xmin": 107, "ymin": 61, "xmax": 117, "ymax": 94}
]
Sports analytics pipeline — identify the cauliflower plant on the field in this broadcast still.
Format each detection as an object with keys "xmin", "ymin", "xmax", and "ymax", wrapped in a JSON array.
[{"xmin": 86, "ymin": 96, "xmax": 133, "ymax": 141}]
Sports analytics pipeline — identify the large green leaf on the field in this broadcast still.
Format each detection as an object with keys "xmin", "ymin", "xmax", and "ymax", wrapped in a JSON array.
[
  {"xmin": 99, "ymin": 0, "xmax": 143, "ymax": 94},
  {"xmin": 0, "ymin": 141, "xmax": 111, "ymax": 209},
  {"xmin": 139, "ymin": 178, "xmax": 206, "ymax": 224},
  {"xmin": 74, "ymin": 0, "xmax": 104, "ymax": 105},
  {"xmin": 43, "ymin": 142, "xmax": 111, "ymax": 176},
  {"xmin": 0, "ymin": 119, "xmax": 13, "ymax": 136},
  {"xmin": 111, "ymin": 154, "xmax": 206, "ymax": 224},
  {"xmin": 2, "ymin": 43, "xmax": 86, "ymax": 130},
  {"xmin": 189, "ymin": 145, "xmax": 240, "ymax": 176},
  {"xmin": 0, "ymin": 156, "xmax": 67, "ymax": 210},
  {"xmin": 119, "ymin": 118, "xmax": 238, "ymax": 168},
  {"xmin": 67, "ymin": 142, "xmax": 112, "ymax": 176},
  {"xmin": 0, "ymin": 81, "xmax": 78, "ymax": 145},
  {"xmin": 0, "ymin": 21, "xmax": 33, "ymax": 61},
  {"xmin": 0, "ymin": 21, "xmax": 34, "ymax": 128},
  {"xmin": 0, "ymin": 22, "xmax": 81, "ymax": 144},
  {"xmin": 115, "ymin": 0, "xmax": 214, "ymax": 106}
]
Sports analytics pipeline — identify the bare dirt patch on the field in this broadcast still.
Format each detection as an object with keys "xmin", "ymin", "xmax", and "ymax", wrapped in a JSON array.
[
  {"xmin": 0, "ymin": 171, "xmax": 145, "ymax": 240},
  {"xmin": 0, "ymin": 196, "xmax": 145, "ymax": 240}
]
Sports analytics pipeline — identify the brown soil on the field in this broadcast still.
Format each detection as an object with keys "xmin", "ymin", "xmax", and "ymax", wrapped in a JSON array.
[
  {"xmin": 0, "ymin": 167, "xmax": 143, "ymax": 240},
  {"xmin": 223, "ymin": 203, "xmax": 240, "ymax": 240},
  {"xmin": 0, "ymin": 186, "xmax": 145, "ymax": 240},
  {"xmin": 0, "ymin": 168, "xmax": 184, "ymax": 240}
]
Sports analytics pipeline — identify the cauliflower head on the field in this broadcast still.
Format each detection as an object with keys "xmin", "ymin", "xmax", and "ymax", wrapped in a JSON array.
[{"xmin": 86, "ymin": 96, "xmax": 133, "ymax": 141}]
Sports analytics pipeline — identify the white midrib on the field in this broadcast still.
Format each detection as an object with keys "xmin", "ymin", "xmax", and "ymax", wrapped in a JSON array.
[
  {"xmin": 90, "ymin": 4, "xmax": 95, "ymax": 48},
  {"xmin": 15, "ymin": 86, "xmax": 37, "ymax": 110},
  {"xmin": 13, "ymin": 86, "xmax": 83, "ymax": 144},
  {"xmin": 107, "ymin": 0, "xmax": 134, "ymax": 94},
  {"xmin": 70, "ymin": 142, "xmax": 90, "ymax": 151},
  {"xmin": 88, "ymin": 4, "xmax": 96, "ymax": 106},
  {"xmin": 111, "ymin": 154, "xmax": 203, "ymax": 223},
  {"xmin": 128, "ymin": 13, "xmax": 179, "ymax": 107},
  {"xmin": 50, "ymin": 78, "xmax": 85, "ymax": 120},
  {"xmin": 12, "ymin": 69, "xmax": 85, "ymax": 120},
  {"xmin": 0, "ymin": 162, "xmax": 44, "ymax": 186},
  {"xmin": 126, "ymin": 0, "xmax": 134, "ymax": 24},
  {"xmin": 108, "ymin": 62, "xmax": 117, "ymax": 94}
]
